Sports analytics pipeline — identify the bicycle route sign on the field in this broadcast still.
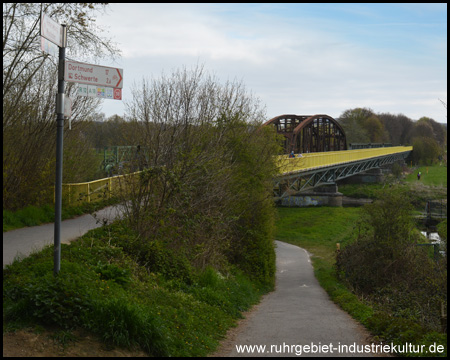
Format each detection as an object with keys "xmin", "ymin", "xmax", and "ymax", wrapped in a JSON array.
[{"xmin": 65, "ymin": 60, "xmax": 123, "ymax": 88}]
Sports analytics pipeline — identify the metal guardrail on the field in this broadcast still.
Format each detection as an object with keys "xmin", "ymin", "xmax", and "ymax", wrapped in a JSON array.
[{"xmin": 62, "ymin": 171, "xmax": 141, "ymax": 206}]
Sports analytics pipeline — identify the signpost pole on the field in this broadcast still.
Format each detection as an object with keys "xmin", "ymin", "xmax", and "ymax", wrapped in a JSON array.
[{"xmin": 54, "ymin": 24, "xmax": 67, "ymax": 276}]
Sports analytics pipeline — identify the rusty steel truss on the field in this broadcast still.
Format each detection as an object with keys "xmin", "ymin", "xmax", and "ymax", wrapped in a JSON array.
[{"xmin": 263, "ymin": 114, "xmax": 347, "ymax": 154}]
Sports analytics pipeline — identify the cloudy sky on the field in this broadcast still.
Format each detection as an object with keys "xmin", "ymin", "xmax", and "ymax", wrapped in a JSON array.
[{"xmin": 91, "ymin": 3, "xmax": 447, "ymax": 123}]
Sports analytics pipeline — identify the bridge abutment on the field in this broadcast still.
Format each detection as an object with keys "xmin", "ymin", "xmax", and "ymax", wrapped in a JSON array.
[{"xmin": 280, "ymin": 183, "xmax": 343, "ymax": 207}]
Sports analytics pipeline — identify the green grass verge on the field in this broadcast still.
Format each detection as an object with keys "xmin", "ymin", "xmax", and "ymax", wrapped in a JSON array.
[
  {"xmin": 275, "ymin": 206, "xmax": 447, "ymax": 357},
  {"xmin": 3, "ymin": 198, "xmax": 119, "ymax": 232},
  {"xmin": 3, "ymin": 223, "xmax": 266, "ymax": 356}
]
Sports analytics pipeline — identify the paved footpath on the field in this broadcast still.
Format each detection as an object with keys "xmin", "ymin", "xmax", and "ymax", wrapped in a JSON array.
[
  {"xmin": 3, "ymin": 206, "xmax": 122, "ymax": 267},
  {"xmin": 214, "ymin": 241, "xmax": 388, "ymax": 357}
]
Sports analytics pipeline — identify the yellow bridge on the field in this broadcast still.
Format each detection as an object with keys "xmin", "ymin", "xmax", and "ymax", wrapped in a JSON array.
[
  {"xmin": 275, "ymin": 146, "xmax": 412, "ymax": 198},
  {"xmin": 63, "ymin": 146, "xmax": 413, "ymax": 205},
  {"xmin": 277, "ymin": 146, "xmax": 413, "ymax": 175}
]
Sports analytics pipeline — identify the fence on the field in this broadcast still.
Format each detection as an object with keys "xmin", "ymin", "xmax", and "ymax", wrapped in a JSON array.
[{"xmin": 62, "ymin": 171, "xmax": 141, "ymax": 206}]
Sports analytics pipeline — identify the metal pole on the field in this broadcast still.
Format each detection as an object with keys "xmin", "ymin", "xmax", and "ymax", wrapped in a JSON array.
[{"xmin": 54, "ymin": 25, "xmax": 67, "ymax": 276}]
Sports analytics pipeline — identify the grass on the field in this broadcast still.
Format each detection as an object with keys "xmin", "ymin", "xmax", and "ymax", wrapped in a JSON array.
[
  {"xmin": 3, "ymin": 198, "xmax": 118, "ymax": 232},
  {"xmin": 274, "ymin": 206, "xmax": 447, "ymax": 357},
  {"xmin": 3, "ymin": 222, "xmax": 266, "ymax": 356},
  {"xmin": 405, "ymin": 165, "xmax": 447, "ymax": 187},
  {"xmin": 276, "ymin": 206, "xmax": 361, "ymax": 263}
]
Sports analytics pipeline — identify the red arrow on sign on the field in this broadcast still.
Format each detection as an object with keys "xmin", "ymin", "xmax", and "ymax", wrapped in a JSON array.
[{"xmin": 115, "ymin": 68, "xmax": 123, "ymax": 88}]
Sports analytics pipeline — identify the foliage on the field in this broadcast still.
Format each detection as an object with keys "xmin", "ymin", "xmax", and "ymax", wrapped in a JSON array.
[
  {"xmin": 3, "ymin": 3, "xmax": 119, "ymax": 210},
  {"xmin": 3, "ymin": 223, "xmax": 266, "ymax": 356},
  {"xmin": 337, "ymin": 107, "xmax": 388, "ymax": 145},
  {"xmin": 437, "ymin": 219, "xmax": 447, "ymax": 258},
  {"xmin": 121, "ymin": 65, "xmax": 279, "ymax": 288},
  {"xmin": 336, "ymin": 187, "xmax": 447, "ymax": 331},
  {"xmin": 411, "ymin": 137, "xmax": 442, "ymax": 165},
  {"xmin": 411, "ymin": 117, "xmax": 447, "ymax": 147},
  {"xmin": 338, "ymin": 109, "xmax": 446, "ymax": 162},
  {"xmin": 378, "ymin": 113, "xmax": 414, "ymax": 145}
]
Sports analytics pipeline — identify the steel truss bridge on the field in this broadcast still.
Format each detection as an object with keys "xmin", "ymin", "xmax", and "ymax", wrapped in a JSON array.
[{"xmin": 274, "ymin": 146, "xmax": 413, "ymax": 198}]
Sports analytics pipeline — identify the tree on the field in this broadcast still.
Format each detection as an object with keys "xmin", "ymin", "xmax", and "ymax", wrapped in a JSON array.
[
  {"xmin": 336, "ymin": 187, "xmax": 446, "ymax": 330},
  {"xmin": 363, "ymin": 115, "xmax": 386, "ymax": 143},
  {"xmin": 3, "ymin": 3, "xmax": 120, "ymax": 209},
  {"xmin": 378, "ymin": 112, "xmax": 414, "ymax": 145},
  {"xmin": 122, "ymin": 65, "xmax": 279, "ymax": 286},
  {"xmin": 411, "ymin": 137, "xmax": 441, "ymax": 165},
  {"xmin": 337, "ymin": 108, "xmax": 375, "ymax": 144}
]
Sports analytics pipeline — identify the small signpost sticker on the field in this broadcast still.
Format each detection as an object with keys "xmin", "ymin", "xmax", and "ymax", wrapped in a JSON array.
[
  {"xmin": 77, "ymin": 84, "xmax": 122, "ymax": 100},
  {"xmin": 113, "ymin": 88, "xmax": 122, "ymax": 100}
]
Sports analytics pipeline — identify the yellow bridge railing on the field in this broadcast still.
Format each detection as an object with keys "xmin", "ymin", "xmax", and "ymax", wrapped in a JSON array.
[
  {"xmin": 62, "ymin": 172, "xmax": 140, "ymax": 206},
  {"xmin": 277, "ymin": 146, "xmax": 413, "ymax": 175},
  {"xmin": 62, "ymin": 146, "xmax": 412, "ymax": 205}
]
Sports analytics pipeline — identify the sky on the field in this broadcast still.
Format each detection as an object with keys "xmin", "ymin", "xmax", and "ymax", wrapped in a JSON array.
[{"xmin": 89, "ymin": 3, "xmax": 447, "ymax": 123}]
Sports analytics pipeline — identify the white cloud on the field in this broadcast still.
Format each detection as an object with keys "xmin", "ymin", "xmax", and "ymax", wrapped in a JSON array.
[{"xmin": 95, "ymin": 4, "xmax": 447, "ymax": 123}]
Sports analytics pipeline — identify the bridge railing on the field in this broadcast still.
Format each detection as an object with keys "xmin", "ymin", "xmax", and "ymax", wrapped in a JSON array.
[
  {"xmin": 62, "ymin": 146, "xmax": 412, "ymax": 205},
  {"xmin": 62, "ymin": 171, "xmax": 141, "ymax": 206},
  {"xmin": 277, "ymin": 146, "xmax": 413, "ymax": 175}
]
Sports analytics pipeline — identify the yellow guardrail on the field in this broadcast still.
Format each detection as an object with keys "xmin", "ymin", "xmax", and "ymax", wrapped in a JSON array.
[
  {"xmin": 62, "ymin": 171, "xmax": 140, "ymax": 206},
  {"xmin": 277, "ymin": 146, "xmax": 413, "ymax": 175},
  {"xmin": 62, "ymin": 146, "xmax": 412, "ymax": 205}
]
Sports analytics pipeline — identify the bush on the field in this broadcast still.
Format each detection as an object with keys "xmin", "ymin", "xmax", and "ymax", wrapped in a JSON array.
[
  {"xmin": 336, "ymin": 186, "xmax": 447, "ymax": 332},
  {"xmin": 4, "ymin": 261, "xmax": 97, "ymax": 329},
  {"xmin": 122, "ymin": 66, "xmax": 280, "ymax": 288},
  {"xmin": 3, "ymin": 224, "xmax": 267, "ymax": 356},
  {"xmin": 86, "ymin": 297, "xmax": 169, "ymax": 356}
]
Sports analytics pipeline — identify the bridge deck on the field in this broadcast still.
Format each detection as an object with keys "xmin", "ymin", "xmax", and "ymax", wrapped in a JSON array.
[{"xmin": 277, "ymin": 146, "xmax": 413, "ymax": 175}]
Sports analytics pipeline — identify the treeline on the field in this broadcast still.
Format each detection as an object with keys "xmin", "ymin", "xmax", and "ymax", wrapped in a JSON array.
[{"xmin": 337, "ymin": 107, "xmax": 447, "ymax": 165}]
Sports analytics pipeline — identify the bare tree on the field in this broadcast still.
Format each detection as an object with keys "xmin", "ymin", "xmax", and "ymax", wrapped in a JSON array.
[{"xmin": 123, "ymin": 65, "xmax": 279, "ymax": 277}]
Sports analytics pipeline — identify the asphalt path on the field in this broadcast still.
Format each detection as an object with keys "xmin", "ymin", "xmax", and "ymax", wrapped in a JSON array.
[
  {"xmin": 214, "ymin": 241, "xmax": 387, "ymax": 357},
  {"xmin": 3, "ymin": 205, "xmax": 122, "ymax": 267},
  {"xmin": 5, "ymin": 212, "xmax": 386, "ymax": 357}
]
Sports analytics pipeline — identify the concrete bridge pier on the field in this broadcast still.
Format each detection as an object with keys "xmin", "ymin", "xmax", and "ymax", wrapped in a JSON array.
[
  {"xmin": 280, "ymin": 183, "xmax": 343, "ymax": 207},
  {"xmin": 338, "ymin": 168, "xmax": 384, "ymax": 185}
]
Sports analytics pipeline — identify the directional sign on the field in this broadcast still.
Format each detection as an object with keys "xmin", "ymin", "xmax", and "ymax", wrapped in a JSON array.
[
  {"xmin": 41, "ymin": 13, "xmax": 64, "ymax": 48},
  {"xmin": 65, "ymin": 60, "xmax": 123, "ymax": 89}
]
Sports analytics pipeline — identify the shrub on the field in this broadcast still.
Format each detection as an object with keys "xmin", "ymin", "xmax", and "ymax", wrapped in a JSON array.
[
  {"xmin": 336, "ymin": 186, "xmax": 447, "ymax": 331},
  {"xmin": 122, "ymin": 66, "xmax": 280, "ymax": 288}
]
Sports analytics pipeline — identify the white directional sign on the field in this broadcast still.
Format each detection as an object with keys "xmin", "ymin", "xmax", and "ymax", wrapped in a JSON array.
[
  {"xmin": 41, "ymin": 13, "xmax": 64, "ymax": 48},
  {"xmin": 65, "ymin": 60, "xmax": 123, "ymax": 89}
]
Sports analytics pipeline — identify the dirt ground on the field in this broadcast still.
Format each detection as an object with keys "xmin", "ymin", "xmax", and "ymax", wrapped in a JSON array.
[{"xmin": 2, "ymin": 327, "xmax": 147, "ymax": 357}]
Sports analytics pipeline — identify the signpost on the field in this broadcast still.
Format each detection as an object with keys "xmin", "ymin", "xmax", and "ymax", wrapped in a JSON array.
[{"xmin": 40, "ymin": 13, "xmax": 123, "ymax": 275}]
